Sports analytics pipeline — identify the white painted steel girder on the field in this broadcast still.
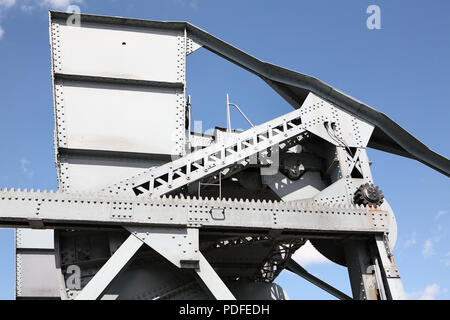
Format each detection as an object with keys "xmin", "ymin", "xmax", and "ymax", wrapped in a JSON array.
[{"xmin": 0, "ymin": 188, "xmax": 390, "ymax": 235}]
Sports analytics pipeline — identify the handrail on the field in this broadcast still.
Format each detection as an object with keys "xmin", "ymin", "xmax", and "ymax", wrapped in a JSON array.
[{"xmin": 226, "ymin": 94, "xmax": 254, "ymax": 132}]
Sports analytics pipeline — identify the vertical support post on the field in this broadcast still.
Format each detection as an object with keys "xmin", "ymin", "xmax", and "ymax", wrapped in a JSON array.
[
  {"xmin": 344, "ymin": 239, "xmax": 381, "ymax": 300},
  {"xmin": 344, "ymin": 236, "xmax": 406, "ymax": 300},
  {"xmin": 168, "ymin": 166, "xmax": 173, "ymax": 189},
  {"xmin": 54, "ymin": 230, "xmax": 70, "ymax": 300},
  {"xmin": 186, "ymin": 95, "xmax": 191, "ymax": 153},
  {"xmin": 226, "ymin": 94, "xmax": 231, "ymax": 133},
  {"xmin": 374, "ymin": 234, "xmax": 406, "ymax": 300},
  {"xmin": 149, "ymin": 176, "xmax": 154, "ymax": 195},
  {"xmin": 371, "ymin": 256, "xmax": 387, "ymax": 300},
  {"xmin": 186, "ymin": 159, "xmax": 191, "ymax": 181},
  {"xmin": 218, "ymin": 172, "xmax": 222, "ymax": 199}
]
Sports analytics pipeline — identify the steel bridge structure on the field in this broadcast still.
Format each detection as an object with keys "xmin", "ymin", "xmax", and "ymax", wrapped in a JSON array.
[{"xmin": 0, "ymin": 11, "xmax": 449, "ymax": 300}]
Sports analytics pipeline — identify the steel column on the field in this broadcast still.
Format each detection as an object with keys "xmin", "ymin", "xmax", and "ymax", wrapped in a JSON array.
[
  {"xmin": 344, "ymin": 239, "xmax": 382, "ymax": 300},
  {"xmin": 374, "ymin": 234, "xmax": 406, "ymax": 300}
]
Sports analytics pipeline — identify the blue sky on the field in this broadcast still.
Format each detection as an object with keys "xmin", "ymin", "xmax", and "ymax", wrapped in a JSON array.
[{"xmin": 0, "ymin": 0, "xmax": 449, "ymax": 300}]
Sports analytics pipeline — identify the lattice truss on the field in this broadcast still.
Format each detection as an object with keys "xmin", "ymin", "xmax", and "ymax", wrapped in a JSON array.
[{"xmin": 107, "ymin": 106, "xmax": 304, "ymax": 197}]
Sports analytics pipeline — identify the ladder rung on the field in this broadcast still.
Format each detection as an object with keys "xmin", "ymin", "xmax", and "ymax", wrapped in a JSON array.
[
  {"xmin": 155, "ymin": 178, "xmax": 167, "ymax": 185},
  {"xmin": 272, "ymin": 128, "xmax": 283, "ymax": 135},
  {"xmin": 173, "ymin": 170, "xmax": 186, "ymax": 177},
  {"xmin": 192, "ymin": 162, "xmax": 203, "ymax": 169},
  {"xmin": 209, "ymin": 155, "xmax": 221, "ymax": 162}
]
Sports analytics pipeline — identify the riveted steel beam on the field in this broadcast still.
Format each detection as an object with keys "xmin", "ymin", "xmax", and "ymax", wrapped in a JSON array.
[{"xmin": 0, "ymin": 189, "xmax": 390, "ymax": 235}]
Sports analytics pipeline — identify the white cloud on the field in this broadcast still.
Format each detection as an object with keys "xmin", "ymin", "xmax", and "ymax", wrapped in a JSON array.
[
  {"xmin": 40, "ymin": 0, "xmax": 83, "ymax": 10},
  {"xmin": 433, "ymin": 224, "xmax": 444, "ymax": 243},
  {"xmin": 0, "ymin": 0, "xmax": 16, "ymax": 39},
  {"xmin": 0, "ymin": 0, "xmax": 84, "ymax": 40},
  {"xmin": 422, "ymin": 239, "xmax": 434, "ymax": 259},
  {"xmin": 441, "ymin": 251, "xmax": 450, "ymax": 267},
  {"xmin": 404, "ymin": 231, "xmax": 417, "ymax": 248},
  {"xmin": 19, "ymin": 157, "xmax": 34, "ymax": 179},
  {"xmin": 291, "ymin": 241, "xmax": 332, "ymax": 266},
  {"xmin": 20, "ymin": 3, "xmax": 34, "ymax": 12},
  {"xmin": 0, "ymin": 0, "xmax": 16, "ymax": 9},
  {"xmin": 435, "ymin": 210, "xmax": 447, "ymax": 220},
  {"xmin": 173, "ymin": 0, "xmax": 200, "ymax": 10},
  {"xmin": 0, "ymin": 0, "xmax": 16, "ymax": 22},
  {"xmin": 441, "ymin": 259, "xmax": 450, "ymax": 267},
  {"xmin": 407, "ymin": 284, "xmax": 441, "ymax": 300},
  {"xmin": 189, "ymin": 0, "xmax": 199, "ymax": 9}
]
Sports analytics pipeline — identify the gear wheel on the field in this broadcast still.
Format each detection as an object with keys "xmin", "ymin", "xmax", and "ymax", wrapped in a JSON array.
[{"xmin": 353, "ymin": 183, "xmax": 384, "ymax": 207}]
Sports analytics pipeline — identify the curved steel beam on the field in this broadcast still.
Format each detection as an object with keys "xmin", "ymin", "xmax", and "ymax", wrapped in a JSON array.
[{"xmin": 185, "ymin": 24, "xmax": 449, "ymax": 176}]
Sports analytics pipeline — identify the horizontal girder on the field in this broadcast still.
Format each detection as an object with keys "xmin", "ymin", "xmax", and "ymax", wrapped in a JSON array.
[{"xmin": 0, "ymin": 188, "xmax": 389, "ymax": 235}]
